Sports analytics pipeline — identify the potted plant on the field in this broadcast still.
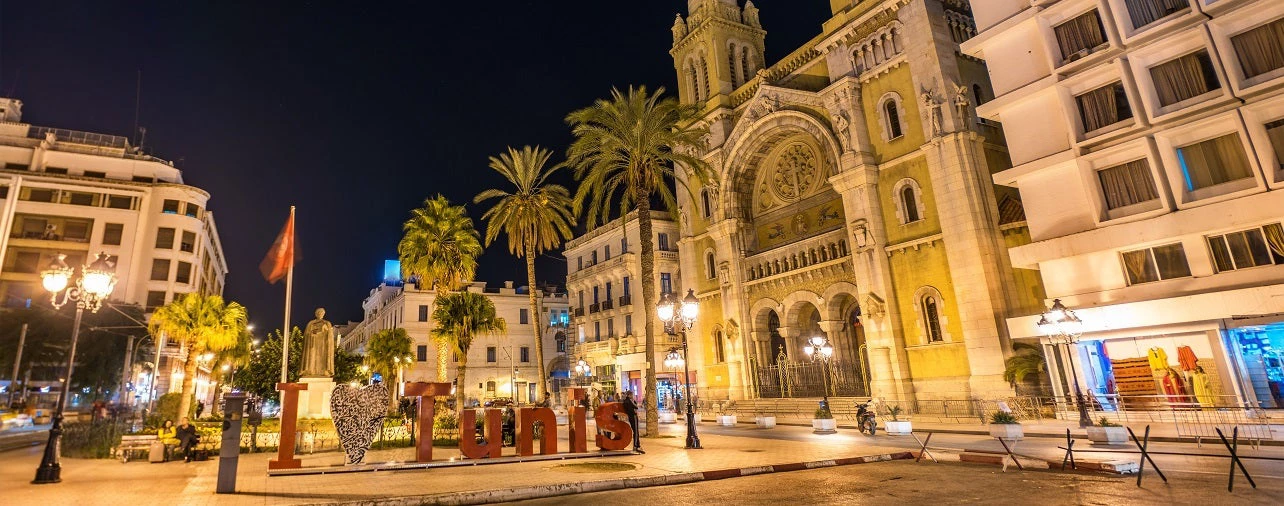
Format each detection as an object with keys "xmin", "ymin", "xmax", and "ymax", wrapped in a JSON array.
[
  {"xmin": 883, "ymin": 406, "xmax": 912, "ymax": 435},
  {"xmin": 1085, "ymin": 417, "xmax": 1128, "ymax": 445},
  {"xmin": 754, "ymin": 413, "xmax": 776, "ymax": 428},
  {"xmin": 716, "ymin": 408, "xmax": 737, "ymax": 427},
  {"xmin": 659, "ymin": 411, "xmax": 677, "ymax": 423},
  {"xmin": 811, "ymin": 405, "xmax": 837, "ymax": 434},
  {"xmin": 987, "ymin": 411, "xmax": 1023, "ymax": 441}
]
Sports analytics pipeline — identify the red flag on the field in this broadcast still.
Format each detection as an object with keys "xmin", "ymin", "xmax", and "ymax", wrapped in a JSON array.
[{"xmin": 260, "ymin": 211, "xmax": 295, "ymax": 284}]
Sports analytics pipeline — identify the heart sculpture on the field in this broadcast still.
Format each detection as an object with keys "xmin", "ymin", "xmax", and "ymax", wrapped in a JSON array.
[{"xmin": 330, "ymin": 383, "xmax": 388, "ymax": 465}]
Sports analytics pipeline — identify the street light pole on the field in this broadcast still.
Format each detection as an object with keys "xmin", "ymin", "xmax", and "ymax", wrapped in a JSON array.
[
  {"xmin": 33, "ymin": 253, "xmax": 118, "ymax": 485},
  {"xmin": 1038, "ymin": 299, "xmax": 1092, "ymax": 428},
  {"xmin": 657, "ymin": 290, "xmax": 702, "ymax": 450},
  {"xmin": 803, "ymin": 335, "xmax": 834, "ymax": 410}
]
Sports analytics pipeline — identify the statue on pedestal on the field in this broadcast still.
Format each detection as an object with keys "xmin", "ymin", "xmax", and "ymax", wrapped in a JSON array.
[{"xmin": 302, "ymin": 308, "xmax": 335, "ymax": 378}]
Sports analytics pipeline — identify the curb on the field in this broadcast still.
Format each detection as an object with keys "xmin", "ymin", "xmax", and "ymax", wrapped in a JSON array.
[
  {"xmin": 301, "ymin": 451, "xmax": 911, "ymax": 506},
  {"xmin": 758, "ymin": 420, "xmax": 1283, "ymax": 447}
]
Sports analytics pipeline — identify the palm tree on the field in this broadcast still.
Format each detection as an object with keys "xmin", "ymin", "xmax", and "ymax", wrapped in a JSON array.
[
  {"xmin": 431, "ymin": 292, "xmax": 506, "ymax": 410},
  {"xmin": 474, "ymin": 145, "xmax": 576, "ymax": 403},
  {"xmin": 565, "ymin": 86, "xmax": 712, "ymax": 436},
  {"xmin": 398, "ymin": 195, "xmax": 483, "ymax": 382},
  {"xmin": 366, "ymin": 328, "xmax": 414, "ymax": 412},
  {"xmin": 148, "ymin": 293, "xmax": 249, "ymax": 421},
  {"xmin": 210, "ymin": 330, "xmax": 253, "ymax": 415}
]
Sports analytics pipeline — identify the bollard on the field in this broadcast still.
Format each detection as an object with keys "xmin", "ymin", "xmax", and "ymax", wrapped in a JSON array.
[{"xmin": 217, "ymin": 393, "xmax": 247, "ymax": 494}]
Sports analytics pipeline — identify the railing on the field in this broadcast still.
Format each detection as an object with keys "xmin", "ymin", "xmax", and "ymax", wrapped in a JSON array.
[
  {"xmin": 618, "ymin": 295, "xmax": 632, "ymax": 307},
  {"xmin": 573, "ymin": 307, "xmax": 584, "ymax": 317},
  {"xmin": 752, "ymin": 359, "xmax": 869, "ymax": 399},
  {"xmin": 601, "ymin": 300, "xmax": 614, "ymax": 311},
  {"xmin": 588, "ymin": 303, "xmax": 600, "ymax": 314}
]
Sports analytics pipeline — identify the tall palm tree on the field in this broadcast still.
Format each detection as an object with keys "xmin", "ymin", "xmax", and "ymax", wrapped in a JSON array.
[
  {"xmin": 474, "ymin": 145, "xmax": 576, "ymax": 403},
  {"xmin": 565, "ymin": 86, "xmax": 712, "ymax": 437},
  {"xmin": 148, "ymin": 293, "xmax": 249, "ymax": 421},
  {"xmin": 210, "ymin": 330, "xmax": 253, "ymax": 415},
  {"xmin": 398, "ymin": 195, "xmax": 483, "ymax": 382},
  {"xmin": 366, "ymin": 328, "xmax": 414, "ymax": 412},
  {"xmin": 431, "ymin": 292, "xmax": 506, "ymax": 410}
]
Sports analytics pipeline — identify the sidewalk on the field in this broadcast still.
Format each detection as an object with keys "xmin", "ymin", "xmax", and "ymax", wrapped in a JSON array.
[{"xmin": 0, "ymin": 422, "xmax": 909, "ymax": 506}]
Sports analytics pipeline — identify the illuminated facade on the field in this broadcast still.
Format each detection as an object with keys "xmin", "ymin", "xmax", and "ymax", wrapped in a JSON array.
[{"xmin": 965, "ymin": 0, "xmax": 1284, "ymax": 409}]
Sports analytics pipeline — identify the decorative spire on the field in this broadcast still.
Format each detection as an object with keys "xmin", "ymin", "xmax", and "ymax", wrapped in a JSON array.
[
  {"xmin": 743, "ymin": 1, "xmax": 761, "ymax": 29},
  {"xmin": 672, "ymin": 13, "xmax": 688, "ymax": 45}
]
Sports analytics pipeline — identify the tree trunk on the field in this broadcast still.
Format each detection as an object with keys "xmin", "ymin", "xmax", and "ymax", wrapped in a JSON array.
[
  {"xmin": 435, "ymin": 342, "xmax": 449, "ymax": 383},
  {"xmin": 525, "ymin": 246, "xmax": 547, "ymax": 403},
  {"xmin": 455, "ymin": 360, "xmax": 468, "ymax": 411},
  {"xmin": 176, "ymin": 344, "xmax": 199, "ymax": 421},
  {"xmin": 636, "ymin": 199, "xmax": 660, "ymax": 437}
]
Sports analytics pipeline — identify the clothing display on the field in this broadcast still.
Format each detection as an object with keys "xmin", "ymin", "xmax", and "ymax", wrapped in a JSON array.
[
  {"xmin": 1147, "ymin": 347, "xmax": 1169, "ymax": 372},
  {"xmin": 1161, "ymin": 369, "xmax": 1187, "ymax": 404},
  {"xmin": 1190, "ymin": 371, "xmax": 1215, "ymax": 406},
  {"xmin": 1177, "ymin": 346, "xmax": 1199, "ymax": 372}
]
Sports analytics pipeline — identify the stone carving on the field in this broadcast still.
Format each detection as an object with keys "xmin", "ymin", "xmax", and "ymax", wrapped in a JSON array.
[
  {"xmin": 718, "ymin": 261, "xmax": 732, "ymax": 287},
  {"xmin": 302, "ymin": 308, "xmax": 335, "ymax": 378},
  {"xmin": 743, "ymin": 1, "xmax": 761, "ymax": 28},
  {"xmin": 671, "ymin": 14, "xmax": 687, "ymax": 45},
  {"xmin": 330, "ymin": 382, "xmax": 389, "ymax": 465},
  {"xmin": 863, "ymin": 293, "xmax": 887, "ymax": 320},
  {"xmin": 953, "ymin": 83, "xmax": 971, "ymax": 125},
  {"xmin": 921, "ymin": 89, "xmax": 943, "ymax": 137},
  {"xmin": 770, "ymin": 143, "xmax": 818, "ymax": 202},
  {"xmin": 791, "ymin": 214, "xmax": 809, "ymax": 235}
]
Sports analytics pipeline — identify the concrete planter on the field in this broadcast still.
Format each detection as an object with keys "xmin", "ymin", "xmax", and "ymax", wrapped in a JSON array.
[
  {"xmin": 717, "ymin": 415, "xmax": 737, "ymax": 427},
  {"xmin": 812, "ymin": 418, "xmax": 837, "ymax": 434},
  {"xmin": 988, "ymin": 423, "xmax": 1024, "ymax": 441},
  {"xmin": 884, "ymin": 420, "xmax": 913, "ymax": 435},
  {"xmin": 658, "ymin": 412, "xmax": 678, "ymax": 424},
  {"xmin": 1086, "ymin": 426, "xmax": 1129, "ymax": 445},
  {"xmin": 755, "ymin": 416, "xmax": 776, "ymax": 428}
]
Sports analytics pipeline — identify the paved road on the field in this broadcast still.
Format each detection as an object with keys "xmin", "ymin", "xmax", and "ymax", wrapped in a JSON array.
[{"xmin": 514, "ymin": 459, "xmax": 1284, "ymax": 505}]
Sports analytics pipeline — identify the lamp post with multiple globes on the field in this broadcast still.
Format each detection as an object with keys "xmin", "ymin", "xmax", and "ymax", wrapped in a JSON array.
[
  {"xmin": 33, "ymin": 253, "xmax": 118, "ymax": 484},
  {"xmin": 656, "ymin": 289, "xmax": 701, "ymax": 450},
  {"xmin": 1036, "ymin": 299, "xmax": 1093, "ymax": 428},
  {"xmin": 803, "ymin": 335, "xmax": 835, "ymax": 410}
]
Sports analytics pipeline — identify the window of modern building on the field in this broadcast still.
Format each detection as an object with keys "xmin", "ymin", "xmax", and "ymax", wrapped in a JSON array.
[
  {"xmin": 657, "ymin": 233, "xmax": 670, "ymax": 251},
  {"xmin": 83, "ymin": 171, "xmax": 107, "ymax": 179},
  {"xmin": 520, "ymin": 308, "xmax": 529, "ymax": 324},
  {"xmin": 63, "ymin": 220, "xmax": 90, "ymax": 242},
  {"xmin": 884, "ymin": 99, "xmax": 903, "ymax": 139},
  {"xmin": 417, "ymin": 345, "xmax": 428, "ymax": 362},
  {"xmin": 22, "ymin": 188, "xmax": 55, "ymax": 202},
  {"xmin": 660, "ymin": 272, "xmax": 672, "ymax": 294},
  {"xmin": 625, "ymin": 314, "xmax": 633, "ymax": 335},
  {"xmin": 1208, "ymin": 224, "xmax": 1284, "ymax": 272},
  {"xmin": 45, "ymin": 167, "xmax": 68, "ymax": 175},
  {"xmin": 3, "ymin": 163, "xmax": 28, "ymax": 171},
  {"xmin": 1269, "ymin": 119, "xmax": 1284, "ymax": 170},
  {"xmin": 155, "ymin": 227, "xmax": 175, "ymax": 249},
  {"xmin": 151, "ymin": 259, "xmax": 171, "ymax": 281},
  {"xmin": 520, "ymin": 346, "xmax": 530, "ymax": 363},
  {"xmin": 1097, "ymin": 159, "xmax": 1159, "ymax": 210},
  {"xmin": 146, "ymin": 291, "xmax": 167, "ymax": 308},
  {"xmin": 184, "ymin": 203, "xmax": 201, "ymax": 218},
  {"xmin": 132, "ymin": 176, "xmax": 155, "ymax": 183},
  {"xmin": 1076, "ymin": 82, "xmax": 1133, "ymax": 133},
  {"xmin": 1150, "ymin": 51, "xmax": 1220, "ymax": 107},
  {"xmin": 706, "ymin": 251, "xmax": 716, "ymax": 279},
  {"xmin": 66, "ymin": 192, "xmax": 98, "ymax": 206},
  {"xmin": 1054, "ymin": 10, "xmax": 1108, "ymax": 64},
  {"xmin": 1176, "ymin": 133, "xmax": 1253, "ymax": 192},
  {"xmin": 923, "ymin": 295, "xmax": 944, "ymax": 343},
  {"xmin": 487, "ymin": 346, "xmax": 497, "ymax": 363},
  {"xmin": 176, "ymin": 261, "xmax": 192, "ymax": 284},
  {"xmin": 180, "ymin": 231, "xmax": 196, "ymax": 253},
  {"xmin": 1124, "ymin": 0, "xmax": 1189, "ymax": 30},
  {"xmin": 1232, "ymin": 18, "xmax": 1284, "ymax": 80},
  {"xmin": 0, "ymin": 186, "xmax": 7, "ymax": 199},
  {"xmin": 419, "ymin": 304, "xmax": 429, "ymax": 322},
  {"xmin": 102, "ymin": 223, "xmax": 124, "ymax": 246},
  {"xmin": 105, "ymin": 194, "xmax": 133, "ymax": 210},
  {"xmin": 12, "ymin": 251, "xmax": 40, "ymax": 273},
  {"xmin": 162, "ymin": 199, "xmax": 180, "ymax": 214},
  {"xmin": 1122, "ymin": 243, "xmax": 1192, "ymax": 285}
]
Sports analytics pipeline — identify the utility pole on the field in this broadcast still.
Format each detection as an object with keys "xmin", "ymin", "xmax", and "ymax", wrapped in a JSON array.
[
  {"xmin": 148, "ymin": 332, "xmax": 166, "ymax": 413},
  {"xmin": 7, "ymin": 323, "xmax": 27, "ymax": 408},
  {"xmin": 119, "ymin": 336, "xmax": 135, "ymax": 407}
]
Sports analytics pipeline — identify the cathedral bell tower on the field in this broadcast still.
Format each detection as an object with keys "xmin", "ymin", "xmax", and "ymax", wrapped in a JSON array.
[{"xmin": 670, "ymin": 0, "xmax": 766, "ymax": 106}]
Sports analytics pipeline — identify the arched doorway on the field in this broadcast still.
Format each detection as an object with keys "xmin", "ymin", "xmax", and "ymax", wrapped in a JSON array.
[{"xmin": 767, "ymin": 310, "xmax": 786, "ymax": 365}]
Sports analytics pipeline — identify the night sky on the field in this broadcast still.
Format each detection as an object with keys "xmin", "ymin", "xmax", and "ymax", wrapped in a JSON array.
[{"xmin": 0, "ymin": 1, "xmax": 831, "ymax": 329}]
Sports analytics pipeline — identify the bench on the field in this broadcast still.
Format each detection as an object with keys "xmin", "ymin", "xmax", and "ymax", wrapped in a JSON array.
[{"xmin": 115, "ymin": 434, "xmax": 159, "ymax": 463}]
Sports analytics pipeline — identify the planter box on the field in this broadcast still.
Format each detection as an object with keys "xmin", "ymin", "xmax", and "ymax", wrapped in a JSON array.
[
  {"xmin": 658, "ymin": 412, "xmax": 677, "ymax": 424},
  {"xmin": 1086, "ymin": 426, "xmax": 1129, "ymax": 445},
  {"xmin": 988, "ymin": 423, "xmax": 1024, "ymax": 441},
  {"xmin": 717, "ymin": 415, "xmax": 737, "ymax": 427},
  {"xmin": 755, "ymin": 416, "xmax": 776, "ymax": 428},
  {"xmin": 811, "ymin": 418, "xmax": 837, "ymax": 434},
  {"xmin": 884, "ymin": 420, "xmax": 913, "ymax": 435}
]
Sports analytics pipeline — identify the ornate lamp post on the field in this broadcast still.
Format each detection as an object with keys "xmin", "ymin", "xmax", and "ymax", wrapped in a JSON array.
[
  {"xmin": 574, "ymin": 359, "xmax": 592, "ymax": 387},
  {"xmin": 1037, "ymin": 299, "xmax": 1092, "ymax": 428},
  {"xmin": 657, "ymin": 289, "xmax": 701, "ymax": 450},
  {"xmin": 803, "ymin": 335, "xmax": 834, "ymax": 409},
  {"xmin": 33, "ymin": 253, "xmax": 117, "ymax": 484}
]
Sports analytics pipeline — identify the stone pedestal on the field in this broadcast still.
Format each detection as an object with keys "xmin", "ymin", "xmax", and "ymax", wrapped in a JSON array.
[{"xmin": 296, "ymin": 377, "xmax": 335, "ymax": 419}]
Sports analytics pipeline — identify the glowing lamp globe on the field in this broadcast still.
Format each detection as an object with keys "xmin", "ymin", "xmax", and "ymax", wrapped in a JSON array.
[
  {"xmin": 656, "ymin": 293, "xmax": 676, "ymax": 323},
  {"xmin": 680, "ymin": 289, "xmax": 699, "ymax": 322},
  {"xmin": 41, "ymin": 254, "xmax": 73, "ymax": 294}
]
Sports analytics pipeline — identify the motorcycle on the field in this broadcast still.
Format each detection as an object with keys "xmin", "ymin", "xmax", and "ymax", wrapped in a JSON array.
[{"xmin": 855, "ymin": 401, "xmax": 877, "ymax": 435}]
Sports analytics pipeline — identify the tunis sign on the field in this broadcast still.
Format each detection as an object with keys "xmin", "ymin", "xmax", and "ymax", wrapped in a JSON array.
[{"xmin": 268, "ymin": 382, "xmax": 634, "ymax": 470}]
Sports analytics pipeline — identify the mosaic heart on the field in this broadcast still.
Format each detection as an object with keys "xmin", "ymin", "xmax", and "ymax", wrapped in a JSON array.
[{"xmin": 330, "ymin": 383, "xmax": 388, "ymax": 465}]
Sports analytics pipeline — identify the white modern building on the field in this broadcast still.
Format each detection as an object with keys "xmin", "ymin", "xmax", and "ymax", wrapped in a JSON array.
[
  {"xmin": 344, "ymin": 279, "xmax": 570, "ymax": 406},
  {"xmin": 0, "ymin": 96, "xmax": 229, "ymax": 407},
  {"xmin": 963, "ymin": 0, "xmax": 1284, "ymax": 409},
  {"xmin": 563, "ymin": 211, "xmax": 686, "ymax": 404}
]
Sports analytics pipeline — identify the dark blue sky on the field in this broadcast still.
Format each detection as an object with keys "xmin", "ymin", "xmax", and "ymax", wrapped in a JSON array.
[{"xmin": 0, "ymin": 1, "xmax": 832, "ymax": 328}]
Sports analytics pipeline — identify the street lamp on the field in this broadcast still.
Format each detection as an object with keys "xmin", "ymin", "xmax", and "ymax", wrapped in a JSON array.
[
  {"xmin": 803, "ymin": 335, "xmax": 834, "ymax": 410},
  {"xmin": 656, "ymin": 289, "xmax": 701, "ymax": 450},
  {"xmin": 574, "ymin": 359, "xmax": 592, "ymax": 387},
  {"xmin": 1037, "ymin": 299, "xmax": 1092, "ymax": 428},
  {"xmin": 34, "ymin": 253, "xmax": 117, "ymax": 484}
]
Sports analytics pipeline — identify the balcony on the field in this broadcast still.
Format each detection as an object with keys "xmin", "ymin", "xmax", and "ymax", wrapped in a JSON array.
[
  {"xmin": 601, "ymin": 300, "xmax": 614, "ymax": 311},
  {"xmin": 589, "ymin": 302, "xmax": 601, "ymax": 314},
  {"xmin": 573, "ymin": 307, "xmax": 584, "ymax": 317},
  {"xmin": 618, "ymin": 295, "xmax": 632, "ymax": 307}
]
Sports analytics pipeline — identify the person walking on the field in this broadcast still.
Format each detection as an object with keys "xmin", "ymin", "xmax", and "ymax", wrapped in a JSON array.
[
  {"xmin": 175, "ymin": 417, "xmax": 199, "ymax": 462},
  {"xmin": 622, "ymin": 391, "xmax": 643, "ymax": 454}
]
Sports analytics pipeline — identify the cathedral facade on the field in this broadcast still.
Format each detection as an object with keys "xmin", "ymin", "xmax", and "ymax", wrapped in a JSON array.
[{"xmin": 670, "ymin": 0, "xmax": 1047, "ymax": 404}]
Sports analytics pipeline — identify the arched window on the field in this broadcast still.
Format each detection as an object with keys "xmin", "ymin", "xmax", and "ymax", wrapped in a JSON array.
[
  {"xmin": 698, "ymin": 55, "xmax": 710, "ymax": 101},
  {"xmin": 901, "ymin": 185, "xmax": 920, "ymax": 222},
  {"xmin": 972, "ymin": 84, "xmax": 985, "ymax": 106},
  {"xmin": 486, "ymin": 381, "xmax": 497, "ymax": 392},
  {"xmin": 713, "ymin": 328, "xmax": 726, "ymax": 363},
  {"xmin": 705, "ymin": 251, "xmax": 717, "ymax": 279},
  {"xmin": 923, "ymin": 296, "xmax": 943, "ymax": 342},
  {"xmin": 741, "ymin": 46, "xmax": 752, "ymax": 84},
  {"xmin": 701, "ymin": 189, "xmax": 712, "ymax": 218},
  {"xmin": 687, "ymin": 62, "xmax": 701, "ymax": 103},
  {"xmin": 884, "ymin": 100, "xmax": 903, "ymax": 139},
  {"xmin": 728, "ymin": 42, "xmax": 740, "ymax": 88}
]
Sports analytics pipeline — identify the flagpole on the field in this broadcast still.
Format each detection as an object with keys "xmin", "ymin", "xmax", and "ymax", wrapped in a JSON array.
[{"xmin": 280, "ymin": 205, "xmax": 295, "ymax": 384}]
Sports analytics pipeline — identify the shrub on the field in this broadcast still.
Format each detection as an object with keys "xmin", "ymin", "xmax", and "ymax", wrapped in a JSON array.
[
  {"xmin": 1098, "ymin": 417, "xmax": 1120, "ymax": 427},
  {"xmin": 814, "ymin": 405, "xmax": 833, "ymax": 420},
  {"xmin": 146, "ymin": 392, "xmax": 195, "ymax": 428},
  {"xmin": 888, "ymin": 406, "xmax": 903, "ymax": 422},
  {"xmin": 989, "ymin": 411, "xmax": 1019, "ymax": 425},
  {"xmin": 61, "ymin": 421, "xmax": 127, "ymax": 459}
]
